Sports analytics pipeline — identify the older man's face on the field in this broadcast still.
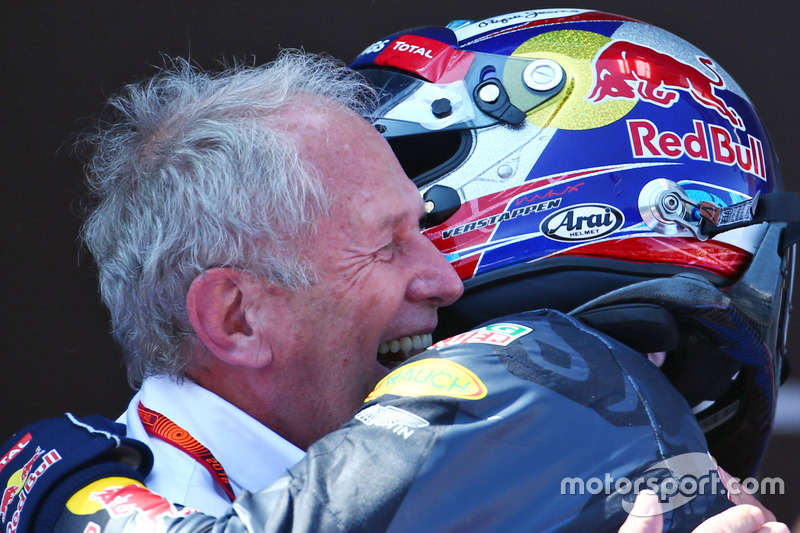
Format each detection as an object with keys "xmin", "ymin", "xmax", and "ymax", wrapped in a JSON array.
[{"xmin": 263, "ymin": 99, "xmax": 463, "ymax": 449}]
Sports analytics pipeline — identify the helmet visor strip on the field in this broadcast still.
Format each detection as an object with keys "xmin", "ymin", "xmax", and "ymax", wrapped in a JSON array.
[{"xmin": 360, "ymin": 54, "xmax": 566, "ymax": 138}]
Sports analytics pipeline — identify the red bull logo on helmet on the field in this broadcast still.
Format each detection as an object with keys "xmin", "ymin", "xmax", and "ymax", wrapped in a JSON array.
[
  {"xmin": 587, "ymin": 40, "xmax": 744, "ymax": 130},
  {"xmin": 627, "ymin": 119, "xmax": 767, "ymax": 180}
]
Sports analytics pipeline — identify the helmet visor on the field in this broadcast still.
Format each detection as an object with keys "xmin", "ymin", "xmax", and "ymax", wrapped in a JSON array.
[{"xmin": 361, "ymin": 68, "xmax": 500, "ymax": 137}]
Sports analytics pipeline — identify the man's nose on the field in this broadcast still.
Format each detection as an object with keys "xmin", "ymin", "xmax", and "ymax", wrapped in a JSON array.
[{"xmin": 407, "ymin": 235, "xmax": 464, "ymax": 306}]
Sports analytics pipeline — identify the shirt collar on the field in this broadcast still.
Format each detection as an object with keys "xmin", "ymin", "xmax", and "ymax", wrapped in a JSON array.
[{"xmin": 138, "ymin": 375, "xmax": 306, "ymax": 494}]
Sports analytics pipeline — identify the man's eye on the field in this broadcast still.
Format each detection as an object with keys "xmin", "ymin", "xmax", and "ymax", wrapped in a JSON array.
[{"xmin": 376, "ymin": 241, "xmax": 396, "ymax": 259}]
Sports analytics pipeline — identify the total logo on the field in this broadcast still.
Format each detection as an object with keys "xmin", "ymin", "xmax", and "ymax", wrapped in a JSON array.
[
  {"xmin": 541, "ymin": 203, "xmax": 624, "ymax": 242},
  {"xmin": 359, "ymin": 35, "xmax": 441, "ymax": 60},
  {"xmin": 390, "ymin": 39, "xmax": 436, "ymax": 59},
  {"xmin": 358, "ymin": 36, "xmax": 440, "ymax": 58}
]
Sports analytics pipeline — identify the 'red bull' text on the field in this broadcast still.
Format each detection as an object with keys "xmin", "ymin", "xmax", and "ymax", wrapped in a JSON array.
[{"xmin": 627, "ymin": 119, "xmax": 766, "ymax": 180}]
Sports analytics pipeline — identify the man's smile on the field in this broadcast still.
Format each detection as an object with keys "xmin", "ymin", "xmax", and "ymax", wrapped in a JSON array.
[{"xmin": 377, "ymin": 333, "xmax": 433, "ymax": 370}]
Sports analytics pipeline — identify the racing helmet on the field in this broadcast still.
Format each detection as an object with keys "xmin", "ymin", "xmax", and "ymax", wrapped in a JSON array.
[{"xmin": 351, "ymin": 9, "xmax": 799, "ymax": 477}]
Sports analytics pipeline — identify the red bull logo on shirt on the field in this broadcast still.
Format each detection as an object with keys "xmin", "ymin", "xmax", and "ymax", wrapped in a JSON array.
[
  {"xmin": 91, "ymin": 484, "xmax": 194, "ymax": 526},
  {"xmin": 587, "ymin": 40, "xmax": 744, "ymax": 130},
  {"xmin": 1, "ymin": 447, "xmax": 61, "ymax": 532},
  {"xmin": 0, "ymin": 435, "xmax": 32, "ymax": 476},
  {"xmin": 1, "ymin": 447, "xmax": 44, "ymax": 523}
]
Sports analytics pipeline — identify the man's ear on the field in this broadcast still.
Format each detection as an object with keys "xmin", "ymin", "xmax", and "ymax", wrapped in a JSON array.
[{"xmin": 186, "ymin": 267, "xmax": 272, "ymax": 369}]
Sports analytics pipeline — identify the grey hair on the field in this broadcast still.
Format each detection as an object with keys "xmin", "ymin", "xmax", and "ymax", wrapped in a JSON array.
[{"xmin": 81, "ymin": 51, "xmax": 376, "ymax": 386}]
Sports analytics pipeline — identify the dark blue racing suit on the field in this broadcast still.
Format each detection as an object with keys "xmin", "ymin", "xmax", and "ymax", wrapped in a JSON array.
[{"xmin": 0, "ymin": 310, "xmax": 731, "ymax": 532}]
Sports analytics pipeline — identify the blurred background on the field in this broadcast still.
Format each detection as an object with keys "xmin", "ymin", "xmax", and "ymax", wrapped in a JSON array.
[{"xmin": 1, "ymin": 0, "xmax": 797, "ymax": 526}]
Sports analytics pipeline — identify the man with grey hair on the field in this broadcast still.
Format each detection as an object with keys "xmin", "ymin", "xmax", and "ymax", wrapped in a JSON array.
[
  {"xmin": 80, "ymin": 50, "xmax": 463, "ymax": 514},
  {"xmin": 0, "ymin": 51, "xmax": 785, "ymax": 533}
]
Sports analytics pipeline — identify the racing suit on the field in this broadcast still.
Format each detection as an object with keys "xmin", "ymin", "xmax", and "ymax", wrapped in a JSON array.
[{"xmin": 0, "ymin": 310, "xmax": 732, "ymax": 532}]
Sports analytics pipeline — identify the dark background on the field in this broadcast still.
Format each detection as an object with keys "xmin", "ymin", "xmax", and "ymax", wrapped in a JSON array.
[{"xmin": 2, "ymin": 0, "xmax": 797, "ymax": 526}]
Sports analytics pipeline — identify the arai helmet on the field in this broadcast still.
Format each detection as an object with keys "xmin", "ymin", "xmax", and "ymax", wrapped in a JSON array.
[{"xmin": 352, "ymin": 8, "xmax": 799, "ymax": 477}]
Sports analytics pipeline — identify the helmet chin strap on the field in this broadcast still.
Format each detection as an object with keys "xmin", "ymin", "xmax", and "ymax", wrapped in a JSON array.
[
  {"xmin": 640, "ymin": 178, "xmax": 800, "ymax": 251},
  {"xmin": 570, "ymin": 302, "xmax": 679, "ymax": 355},
  {"xmin": 699, "ymin": 191, "xmax": 800, "ymax": 255},
  {"xmin": 569, "ymin": 222, "xmax": 794, "ymax": 477}
]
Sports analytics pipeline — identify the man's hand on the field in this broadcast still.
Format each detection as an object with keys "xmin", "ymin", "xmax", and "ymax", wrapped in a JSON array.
[{"xmin": 618, "ymin": 490, "xmax": 788, "ymax": 533}]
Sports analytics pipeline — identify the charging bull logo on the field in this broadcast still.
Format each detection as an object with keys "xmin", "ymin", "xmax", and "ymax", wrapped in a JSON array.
[
  {"xmin": 91, "ymin": 484, "xmax": 194, "ymax": 526},
  {"xmin": 0, "ymin": 448, "xmax": 44, "ymax": 522},
  {"xmin": 587, "ymin": 40, "xmax": 744, "ymax": 130},
  {"xmin": 1, "ymin": 446, "xmax": 61, "ymax": 532}
]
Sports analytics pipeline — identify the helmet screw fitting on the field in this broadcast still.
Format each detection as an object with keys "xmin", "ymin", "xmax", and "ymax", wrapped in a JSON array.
[
  {"xmin": 661, "ymin": 193, "xmax": 682, "ymax": 213},
  {"xmin": 473, "ymin": 79, "xmax": 526, "ymax": 124},
  {"xmin": 477, "ymin": 83, "xmax": 501, "ymax": 104},
  {"xmin": 422, "ymin": 185, "xmax": 462, "ymax": 228},
  {"xmin": 522, "ymin": 59, "xmax": 564, "ymax": 92},
  {"xmin": 639, "ymin": 179, "xmax": 707, "ymax": 241},
  {"xmin": 431, "ymin": 98, "xmax": 453, "ymax": 118},
  {"xmin": 498, "ymin": 164, "xmax": 514, "ymax": 178}
]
